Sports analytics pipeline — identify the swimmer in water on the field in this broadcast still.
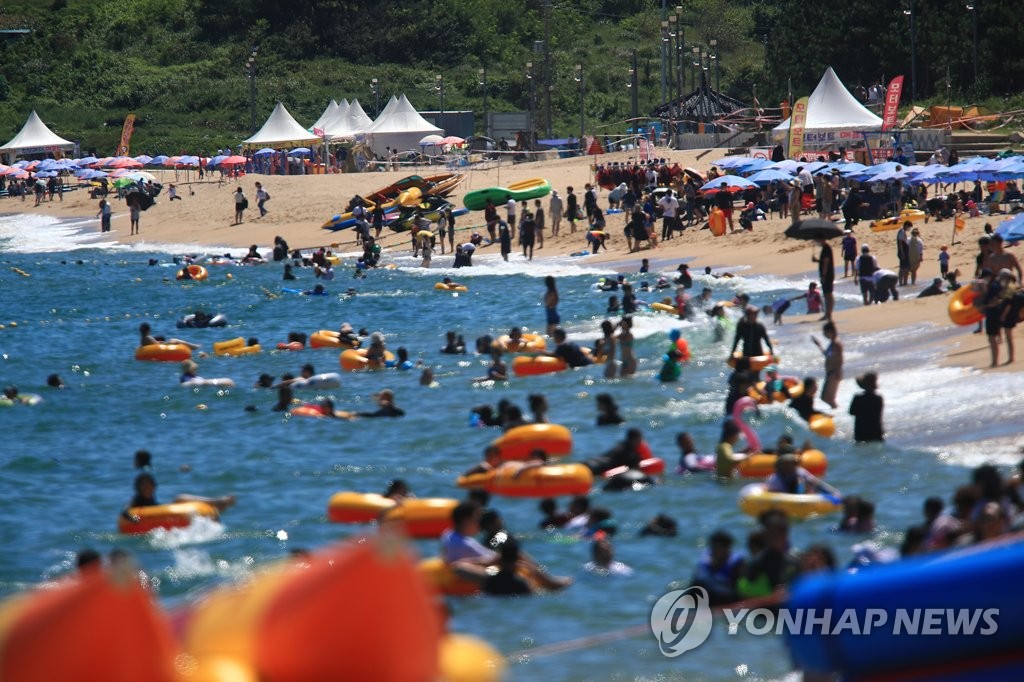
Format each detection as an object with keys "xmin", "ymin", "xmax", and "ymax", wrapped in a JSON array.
[
  {"xmin": 121, "ymin": 471, "xmax": 235, "ymax": 523},
  {"xmin": 138, "ymin": 322, "xmax": 202, "ymax": 351}
]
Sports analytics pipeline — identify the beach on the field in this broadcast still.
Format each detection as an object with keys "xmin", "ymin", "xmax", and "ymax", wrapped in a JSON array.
[{"xmin": 22, "ymin": 148, "xmax": 1020, "ymax": 376}]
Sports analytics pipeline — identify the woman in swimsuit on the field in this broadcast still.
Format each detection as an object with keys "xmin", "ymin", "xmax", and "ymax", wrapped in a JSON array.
[
  {"xmin": 544, "ymin": 276, "xmax": 560, "ymax": 337},
  {"xmin": 618, "ymin": 316, "xmax": 637, "ymax": 377}
]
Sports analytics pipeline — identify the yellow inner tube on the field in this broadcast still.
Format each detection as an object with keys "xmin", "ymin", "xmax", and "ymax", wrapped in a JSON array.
[{"xmin": 738, "ymin": 483, "xmax": 841, "ymax": 519}]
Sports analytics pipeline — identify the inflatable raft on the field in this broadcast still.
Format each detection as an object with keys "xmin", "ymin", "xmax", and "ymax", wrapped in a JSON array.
[
  {"xmin": 457, "ymin": 463, "xmax": 594, "ymax": 497},
  {"xmin": 118, "ymin": 501, "xmax": 219, "ymax": 534},
  {"xmin": 738, "ymin": 482, "xmax": 841, "ymax": 519}
]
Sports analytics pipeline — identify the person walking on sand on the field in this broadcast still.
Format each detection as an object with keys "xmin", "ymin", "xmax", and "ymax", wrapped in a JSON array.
[
  {"xmin": 549, "ymin": 190, "xmax": 563, "ymax": 238},
  {"xmin": 97, "ymin": 199, "xmax": 112, "ymax": 233},
  {"xmin": 255, "ymin": 182, "xmax": 270, "ymax": 217},
  {"xmin": 129, "ymin": 199, "xmax": 141, "ymax": 235},
  {"xmin": 812, "ymin": 322, "xmax": 843, "ymax": 409},
  {"xmin": 506, "ymin": 196, "xmax": 517, "ymax": 239},
  {"xmin": 566, "ymin": 187, "xmax": 579, "ymax": 234},
  {"xmin": 499, "ymin": 221, "xmax": 511, "ymax": 261},
  {"xmin": 543, "ymin": 276, "xmax": 560, "ymax": 337},
  {"xmin": 233, "ymin": 187, "xmax": 247, "ymax": 225}
]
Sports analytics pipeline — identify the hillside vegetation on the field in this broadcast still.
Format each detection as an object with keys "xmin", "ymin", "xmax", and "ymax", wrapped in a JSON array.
[{"xmin": 0, "ymin": 0, "xmax": 1020, "ymax": 153}]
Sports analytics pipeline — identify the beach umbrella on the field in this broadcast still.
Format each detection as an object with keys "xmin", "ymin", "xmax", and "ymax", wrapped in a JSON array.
[
  {"xmin": 746, "ymin": 169, "xmax": 796, "ymax": 186},
  {"xmin": 419, "ymin": 134, "xmax": 444, "ymax": 146},
  {"xmin": 288, "ymin": 147, "xmax": 312, "ymax": 155},
  {"xmin": 133, "ymin": 155, "xmax": 153, "ymax": 164},
  {"xmin": 700, "ymin": 175, "xmax": 757, "ymax": 193},
  {"xmin": 176, "ymin": 155, "xmax": 201, "ymax": 167},
  {"xmin": 220, "ymin": 155, "xmax": 247, "ymax": 166},
  {"xmin": 994, "ymin": 214, "xmax": 1024, "ymax": 244},
  {"xmin": 78, "ymin": 156, "xmax": 99, "ymax": 165},
  {"xmin": 683, "ymin": 167, "xmax": 705, "ymax": 182},
  {"xmin": 34, "ymin": 170, "xmax": 58, "ymax": 178},
  {"xmin": 114, "ymin": 177, "xmax": 138, "ymax": 188},
  {"xmin": 712, "ymin": 157, "xmax": 750, "ymax": 169},
  {"xmin": 785, "ymin": 219, "xmax": 844, "ymax": 241},
  {"xmin": 23, "ymin": 161, "xmax": 40, "ymax": 170},
  {"xmin": 254, "ymin": 147, "xmax": 276, "ymax": 156},
  {"xmin": 731, "ymin": 157, "xmax": 773, "ymax": 174},
  {"xmin": 36, "ymin": 159, "xmax": 57, "ymax": 171},
  {"xmin": 769, "ymin": 159, "xmax": 802, "ymax": 172},
  {"xmin": 149, "ymin": 155, "xmax": 169, "ymax": 166},
  {"xmin": 127, "ymin": 171, "xmax": 158, "ymax": 182},
  {"xmin": 440, "ymin": 136, "xmax": 465, "ymax": 145},
  {"xmin": 208, "ymin": 155, "xmax": 227, "ymax": 167}
]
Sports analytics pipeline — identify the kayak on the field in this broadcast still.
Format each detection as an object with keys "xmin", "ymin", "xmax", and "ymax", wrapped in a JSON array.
[{"xmin": 463, "ymin": 178, "xmax": 551, "ymax": 210}]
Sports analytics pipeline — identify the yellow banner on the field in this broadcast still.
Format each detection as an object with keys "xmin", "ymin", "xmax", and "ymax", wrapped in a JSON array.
[
  {"xmin": 117, "ymin": 114, "xmax": 136, "ymax": 156},
  {"xmin": 787, "ymin": 96, "xmax": 808, "ymax": 160}
]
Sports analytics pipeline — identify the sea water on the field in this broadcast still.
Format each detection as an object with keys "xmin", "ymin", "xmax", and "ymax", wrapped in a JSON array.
[{"xmin": 1, "ymin": 213, "xmax": 1020, "ymax": 681}]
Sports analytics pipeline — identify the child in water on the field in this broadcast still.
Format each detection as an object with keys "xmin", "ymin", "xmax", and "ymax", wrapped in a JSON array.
[{"xmin": 658, "ymin": 348, "xmax": 683, "ymax": 382}]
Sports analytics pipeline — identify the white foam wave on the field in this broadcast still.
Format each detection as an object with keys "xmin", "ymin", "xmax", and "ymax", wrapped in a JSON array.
[
  {"xmin": 147, "ymin": 515, "xmax": 225, "ymax": 549},
  {"xmin": 388, "ymin": 252, "xmax": 611, "ymax": 278},
  {"xmin": 0, "ymin": 213, "xmax": 118, "ymax": 253}
]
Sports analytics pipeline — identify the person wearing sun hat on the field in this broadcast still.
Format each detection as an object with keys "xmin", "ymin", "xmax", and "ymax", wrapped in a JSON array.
[{"xmin": 849, "ymin": 372, "xmax": 884, "ymax": 443}]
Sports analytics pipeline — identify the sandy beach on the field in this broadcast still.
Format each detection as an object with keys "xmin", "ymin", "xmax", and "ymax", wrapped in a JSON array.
[{"xmin": 21, "ymin": 148, "xmax": 1022, "ymax": 373}]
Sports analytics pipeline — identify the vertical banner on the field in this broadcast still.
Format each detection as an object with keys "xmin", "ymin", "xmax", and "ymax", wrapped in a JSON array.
[
  {"xmin": 881, "ymin": 76, "xmax": 904, "ymax": 131},
  {"xmin": 787, "ymin": 96, "xmax": 808, "ymax": 160},
  {"xmin": 117, "ymin": 114, "xmax": 136, "ymax": 156}
]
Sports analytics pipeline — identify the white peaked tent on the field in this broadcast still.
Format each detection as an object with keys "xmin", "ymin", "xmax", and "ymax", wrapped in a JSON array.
[
  {"xmin": 242, "ymin": 102, "xmax": 320, "ymax": 148},
  {"xmin": 325, "ymin": 99, "xmax": 376, "ymax": 140},
  {"xmin": 346, "ymin": 99, "xmax": 373, "ymax": 131},
  {"xmin": 321, "ymin": 100, "xmax": 353, "ymax": 138},
  {"xmin": 311, "ymin": 100, "xmax": 340, "ymax": 132},
  {"xmin": 365, "ymin": 94, "xmax": 442, "ymax": 155},
  {"xmin": 773, "ymin": 67, "xmax": 882, "ymax": 139},
  {"xmin": 0, "ymin": 110, "xmax": 75, "ymax": 155}
]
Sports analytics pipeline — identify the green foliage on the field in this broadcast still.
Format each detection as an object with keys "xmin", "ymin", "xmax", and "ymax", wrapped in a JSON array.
[{"xmin": 1, "ymin": 0, "xmax": 1018, "ymax": 153}]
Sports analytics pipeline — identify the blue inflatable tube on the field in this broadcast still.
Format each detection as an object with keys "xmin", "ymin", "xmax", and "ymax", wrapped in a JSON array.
[{"xmin": 786, "ymin": 537, "xmax": 1024, "ymax": 680}]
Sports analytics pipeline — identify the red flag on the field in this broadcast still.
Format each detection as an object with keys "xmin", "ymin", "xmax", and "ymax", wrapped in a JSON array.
[{"xmin": 881, "ymin": 76, "xmax": 904, "ymax": 131}]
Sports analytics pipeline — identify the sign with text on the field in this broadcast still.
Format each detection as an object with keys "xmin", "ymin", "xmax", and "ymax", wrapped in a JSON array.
[
  {"xmin": 787, "ymin": 97, "xmax": 808, "ymax": 160},
  {"xmin": 881, "ymin": 76, "xmax": 904, "ymax": 131}
]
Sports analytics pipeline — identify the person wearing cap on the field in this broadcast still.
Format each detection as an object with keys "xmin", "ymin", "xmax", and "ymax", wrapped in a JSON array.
[
  {"xmin": 730, "ymin": 305, "xmax": 774, "ymax": 363},
  {"xmin": 854, "ymin": 244, "xmax": 879, "ymax": 305},
  {"xmin": 357, "ymin": 389, "xmax": 405, "ymax": 418},
  {"xmin": 766, "ymin": 453, "xmax": 839, "ymax": 496},
  {"xmin": 849, "ymin": 372, "xmax": 884, "ymax": 442},
  {"xmin": 674, "ymin": 262, "xmax": 692, "ymax": 288}
]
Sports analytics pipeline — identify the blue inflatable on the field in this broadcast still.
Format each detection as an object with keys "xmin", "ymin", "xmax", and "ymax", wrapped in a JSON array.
[{"xmin": 786, "ymin": 537, "xmax": 1024, "ymax": 680}]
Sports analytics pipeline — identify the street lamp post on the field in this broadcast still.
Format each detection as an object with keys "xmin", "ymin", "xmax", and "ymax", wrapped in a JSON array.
[
  {"xmin": 435, "ymin": 74, "xmax": 445, "ymax": 134},
  {"xmin": 903, "ymin": 1, "xmax": 917, "ymax": 102},
  {"xmin": 370, "ymin": 78, "xmax": 381, "ymax": 117},
  {"xmin": 701, "ymin": 51, "xmax": 710, "ymax": 131},
  {"xmin": 478, "ymin": 68, "xmax": 489, "ymax": 137},
  {"xmin": 668, "ymin": 15, "xmax": 677, "ymax": 108},
  {"xmin": 245, "ymin": 45, "xmax": 259, "ymax": 135},
  {"xmin": 574, "ymin": 64, "xmax": 585, "ymax": 145},
  {"xmin": 710, "ymin": 39, "xmax": 720, "ymax": 145},
  {"xmin": 966, "ymin": 2, "xmax": 978, "ymax": 87},
  {"xmin": 526, "ymin": 61, "xmax": 535, "ymax": 145},
  {"xmin": 676, "ymin": 6, "xmax": 685, "ymax": 103},
  {"xmin": 661, "ymin": 21, "xmax": 670, "ymax": 109},
  {"xmin": 629, "ymin": 49, "xmax": 639, "ymax": 131}
]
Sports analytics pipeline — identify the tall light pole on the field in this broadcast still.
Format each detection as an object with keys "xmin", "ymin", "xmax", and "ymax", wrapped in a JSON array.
[
  {"xmin": 903, "ymin": 1, "xmax": 917, "ymax": 102},
  {"xmin": 245, "ymin": 45, "xmax": 259, "ymax": 135},
  {"xmin": 701, "ymin": 51, "xmax": 710, "ymax": 130},
  {"xmin": 966, "ymin": 2, "xmax": 978, "ymax": 87},
  {"xmin": 668, "ymin": 14, "xmax": 677, "ymax": 108},
  {"xmin": 526, "ymin": 61, "xmax": 535, "ymax": 144},
  {"xmin": 710, "ymin": 39, "xmax": 720, "ymax": 144},
  {"xmin": 478, "ymin": 68, "xmax": 488, "ymax": 137},
  {"xmin": 370, "ymin": 78, "xmax": 381, "ymax": 117},
  {"xmin": 543, "ymin": 0, "xmax": 552, "ymax": 138},
  {"xmin": 629, "ymin": 49, "xmax": 639, "ymax": 132},
  {"xmin": 574, "ymin": 63, "xmax": 585, "ymax": 145},
  {"xmin": 661, "ymin": 20, "xmax": 670, "ymax": 108},
  {"xmin": 435, "ymin": 74, "xmax": 445, "ymax": 133},
  {"xmin": 676, "ymin": 6, "xmax": 685, "ymax": 104}
]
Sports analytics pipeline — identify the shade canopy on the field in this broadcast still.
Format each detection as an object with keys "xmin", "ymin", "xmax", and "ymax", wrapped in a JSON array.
[
  {"xmin": 0, "ymin": 111, "xmax": 76, "ymax": 155},
  {"xmin": 312, "ymin": 100, "xmax": 341, "ymax": 132},
  {"xmin": 243, "ymin": 102, "xmax": 320, "ymax": 148},
  {"xmin": 773, "ymin": 67, "xmax": 882, "ymax": 136}
]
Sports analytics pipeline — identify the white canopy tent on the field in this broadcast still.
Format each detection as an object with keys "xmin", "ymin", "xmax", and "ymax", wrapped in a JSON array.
[
  {"xmin": 0, "ymin": 110, "xmax": 76, "ymax": 157},
  {"xmin": 365, "ymin": 94, "xmax": 442, "ymax": 155},
  {"xmin": 773, "ymin": 67, "xmax": 882, "ymax": 141},
  {"xmin": 242, "ymin": 102, "xmax": 320, "ymax": 148},
  {"xmin": 311, "ymin": 99, "xmax": 340, "ymax": 132},
  {"xmin": 345, "ymin": 99, "xmax": 373, "ymax": 132},
  {"xmin": 321, "ymin": 100, "xmax": 353, "ymax": 138}
]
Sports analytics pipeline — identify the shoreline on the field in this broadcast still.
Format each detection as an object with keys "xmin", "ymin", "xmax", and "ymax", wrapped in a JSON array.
[{"xmin": 4, "ymin": 148, "xmax": 1022, "ymax": 378}]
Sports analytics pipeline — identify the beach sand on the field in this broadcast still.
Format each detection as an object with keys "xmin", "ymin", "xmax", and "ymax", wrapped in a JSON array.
[{"xmin": 24, "ymin": 148, "xmax": 1022, "ymax": 373}]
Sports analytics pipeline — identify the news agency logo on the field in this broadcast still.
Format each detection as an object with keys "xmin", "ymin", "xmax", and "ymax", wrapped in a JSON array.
[
  {"xmin": 649, "ymin": 587, "xmax": 713, "ymax": 657},
  {"xmin": 650, "ymin": 588, "xmax": 1000, "ymax": 657}
]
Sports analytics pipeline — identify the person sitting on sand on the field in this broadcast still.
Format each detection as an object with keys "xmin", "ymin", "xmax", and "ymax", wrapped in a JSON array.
[
  {"xmin": 918, "ymin": 277, "xmax": 945, "ymax": 298},
  {"xmin": 766, "ymin": 453, "xmax": 840, "ymax": 497},
  {"xmin": 121, "ymin": 471, "xmax": 235, "ymax": 522}
]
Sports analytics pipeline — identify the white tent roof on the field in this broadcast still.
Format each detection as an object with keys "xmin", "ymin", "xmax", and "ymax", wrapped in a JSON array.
[
  {"xmin": 0, "ymin": 110, "xmax": 75, "ymax": 154},
  {"xmin": 773, "ymin": 67, "xmax": 882, "ymax": 133},
  {"xmin": 346, "ymin": 99, "xmax": 373, "ymax": 131},
  {"xmin": 322, "ymin": 100, "xmax": 353, "ymax": 137},
  {"xmin": 242, "ymin": 102, "xmax": 320, "ymax": 147},
  {"xmin": 312, "ymin": 100, "xmax": 340, "ymax": 132},
  {"xmin": 367, "ymin": 94, "xmax": 441, "ymax": 134}
]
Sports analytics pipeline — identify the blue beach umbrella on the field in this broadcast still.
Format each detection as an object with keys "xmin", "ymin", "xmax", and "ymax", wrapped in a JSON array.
[
  {"xmin": 254, "ymin": 148, "xmax": 276, "ymax": 156},
  {"xmin": 746, "ymin": 169, "xmax": 796, "ymax": 186},
  {"xmin": 700, "ymin": 175, "xmax": 757, "ymax": 192},
  {"xmin": 994, "ymin": 214, "xmax": 1024, "ymax": 244},
  {"xmin": 288, "ymin": 147, "xmax": 312, "ymax": 155},
  {"xmin": 134, "ymin": 155, "xmax": 153, "ymax": 164},
  {"xmin": 77, "ymin": 156, "xmax": 99, "ymax": 165},
  {"xmin": 208, "ymin": 155, "xmax": 228, "ymax": 167},
  {"xmin": 149, "ymin": 155, "xmax": 170, "ymax": 166}
]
